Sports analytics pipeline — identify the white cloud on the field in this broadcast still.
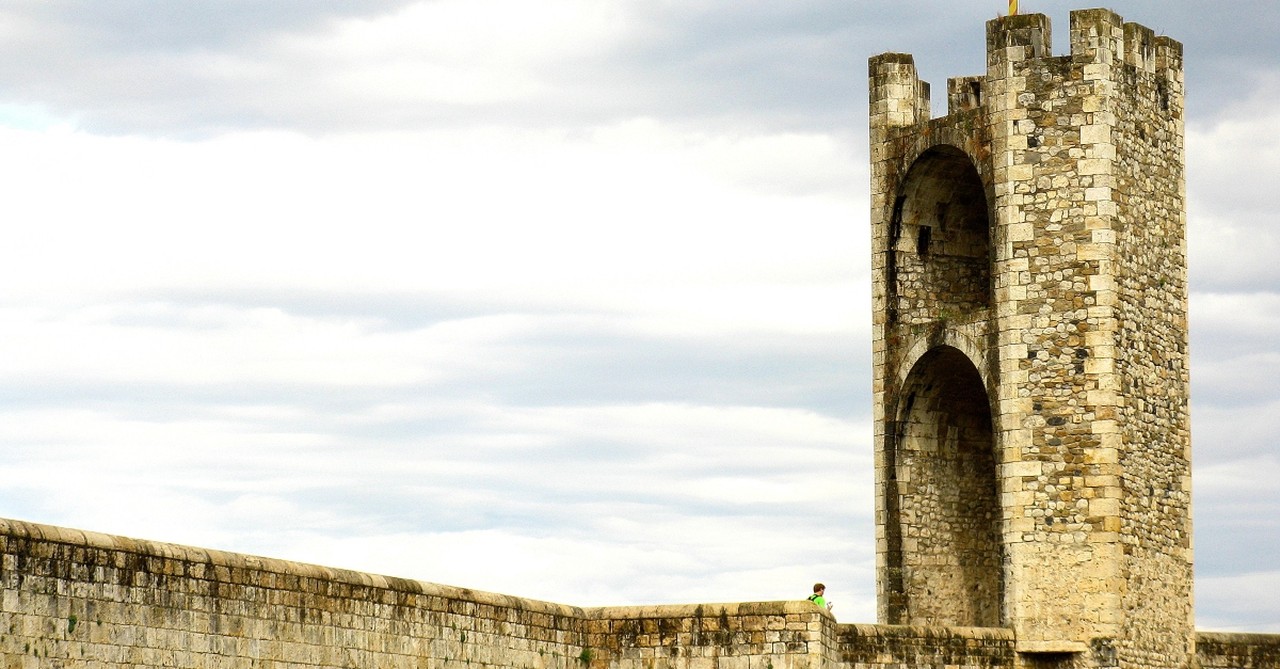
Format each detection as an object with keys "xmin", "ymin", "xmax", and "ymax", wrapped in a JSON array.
[
  {"xmin": 1187, "ymin": 102, "xmax": 1280, "ymax": 292},
  {"xmin": 0, "ymin": 120, "xmax": 862, "ymax": 298},
  {"xmin": 1197, "ymin": 571, "xmax": 1280, "ymax": 633},
  {"xmin": 1193, "ymin": 293, "xmax": 1280, "ymax": 341},
  {"xmin": 269, "ymin": 0, "xmax": 635, "ymax": 107},
  {"xmin": 0, "ymin": 398, "xmax": 872, "ymax": 614},
  {"xmin": 1196, "ymin": 455, "xmax": 1280, "ymax": 503},
  {"xmin": 1180, "ymin": 65, "xmax": 1280, "ymax": 635}
]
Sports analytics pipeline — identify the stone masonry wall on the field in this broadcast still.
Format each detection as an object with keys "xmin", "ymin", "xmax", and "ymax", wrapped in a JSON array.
[
  {"xmin": 982, "ymin": 11, "xmax": 1192, "ymax": 664},
  {"xmin": 1196, "ymin": 632, "xmax": 1280, "ymax": 669},
  {"xmin": 0, "ymin": 516, "xmax": 1035, "ymax": 669},
  {"xmin": 983, "ymin": 12, "xmax": 1128, "ymax": 650},
  {"xmin": 584, "ymin": 602, "xmax": 831, "ymax": 668},
  {"xmin": 1, "ymin": 517, "xmax": 587, "ymax": 669},
  {"xmin": 1105, "ymin": 16, "xmax": 1193, "ymax": 669},
  {"xmin": 834, "ymin": 624, "xmax": 1014, "ymax": 669}
]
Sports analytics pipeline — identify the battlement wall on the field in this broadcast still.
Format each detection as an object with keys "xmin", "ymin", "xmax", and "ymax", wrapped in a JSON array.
[
  {"xmin": 6, "ymin": 516, "xmax": 1273, "ymax": 668},
  {"xmin": 878, "ymin": 10, "xmax": 1186, "ymax": 123},
  {"xmin": 0, "ymin": 517, "xmax": 1019, "ymax": 669},
  {"xmin": 16, "ymin": 515, "xmax": 1228, "ymax": 669},
  {"xmin": 1, "ymin": 517, "xmax": 588, "ymax": 668},
  {"xmin": 1196, "ymin": 632, "xmax": 1280, "ymax": 669},
  {"xmin": 1067, "ymin": 9, "xmax": 1182, "ymax": 74}
]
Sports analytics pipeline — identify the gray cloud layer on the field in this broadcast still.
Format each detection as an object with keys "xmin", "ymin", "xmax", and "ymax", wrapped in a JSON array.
[{"xmin": 5, "ymin": 1, "xmax": 1277, "ymax": 137}]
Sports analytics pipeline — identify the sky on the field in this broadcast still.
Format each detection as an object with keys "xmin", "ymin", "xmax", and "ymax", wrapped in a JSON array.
[{"xmin": 0, "ymin": 0, "xmax": 1277, "ymax": 633}]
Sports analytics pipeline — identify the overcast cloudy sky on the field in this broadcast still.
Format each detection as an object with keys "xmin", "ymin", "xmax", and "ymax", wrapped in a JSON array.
[{"xmin": 0, "ymin": 0, "xmax": 1276, "ymax": 633}]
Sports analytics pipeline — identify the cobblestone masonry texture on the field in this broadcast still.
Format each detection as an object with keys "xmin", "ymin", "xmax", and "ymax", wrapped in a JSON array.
[{"xmin": 3, "ymin": 8, "xmax": 1279, "ymax": 669}]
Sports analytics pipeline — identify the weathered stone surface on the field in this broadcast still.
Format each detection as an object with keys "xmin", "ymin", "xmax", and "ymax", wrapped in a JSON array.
[
  {"xmin": 869, "ymin": 8, "xmax": 1214, "ymax": 669},
  {"xmin": 0, "ymin": 516, "xmax": 1014, "ymax": 669},
  {"xmin": 1197, "ymin": 632, "xmax": 1280, "ymax": 669}
]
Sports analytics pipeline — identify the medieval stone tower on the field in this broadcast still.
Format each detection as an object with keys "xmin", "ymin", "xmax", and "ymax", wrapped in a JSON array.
[{"xmin": 869, "ymin": 8, "xmax": 1189, "ymax": 669}]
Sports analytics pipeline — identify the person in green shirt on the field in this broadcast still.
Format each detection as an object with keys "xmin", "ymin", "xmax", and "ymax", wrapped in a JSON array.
[{"xmin": 807, "ymin": 583, "xmax": 832, "ymax": 610}]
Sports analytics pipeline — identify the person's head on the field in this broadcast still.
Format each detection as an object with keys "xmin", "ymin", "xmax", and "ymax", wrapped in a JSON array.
[{"xmin": 813, "ymin": 583, "xmax": 825, "ymax": 594}]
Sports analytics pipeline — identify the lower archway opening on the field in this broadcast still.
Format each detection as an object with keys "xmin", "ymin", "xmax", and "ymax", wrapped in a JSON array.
[{"xmin": 890, "ymin": 345, "xmax": 1001, "ymax": 627}]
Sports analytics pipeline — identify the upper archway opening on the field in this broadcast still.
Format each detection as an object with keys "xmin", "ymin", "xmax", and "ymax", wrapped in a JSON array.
[{"xmin": 890, "ymin": 145, "xmax": 991, "ymax": 325}]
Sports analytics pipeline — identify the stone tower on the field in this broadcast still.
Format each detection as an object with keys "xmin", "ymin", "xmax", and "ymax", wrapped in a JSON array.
[{"xmin": 868, "ymin": 9, "xmax": 1189, "ymax": 669}]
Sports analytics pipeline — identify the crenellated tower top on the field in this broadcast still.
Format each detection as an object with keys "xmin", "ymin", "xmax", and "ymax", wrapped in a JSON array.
[{"xmin": 873, "ymin": 9, "xmax": 1184, "ymax": 128}]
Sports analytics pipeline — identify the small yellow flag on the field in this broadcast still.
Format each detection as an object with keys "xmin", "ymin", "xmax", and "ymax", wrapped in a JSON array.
[{"xmin": 1009, "ymin": 0, "xmax": 1018, "ymax": 15}]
